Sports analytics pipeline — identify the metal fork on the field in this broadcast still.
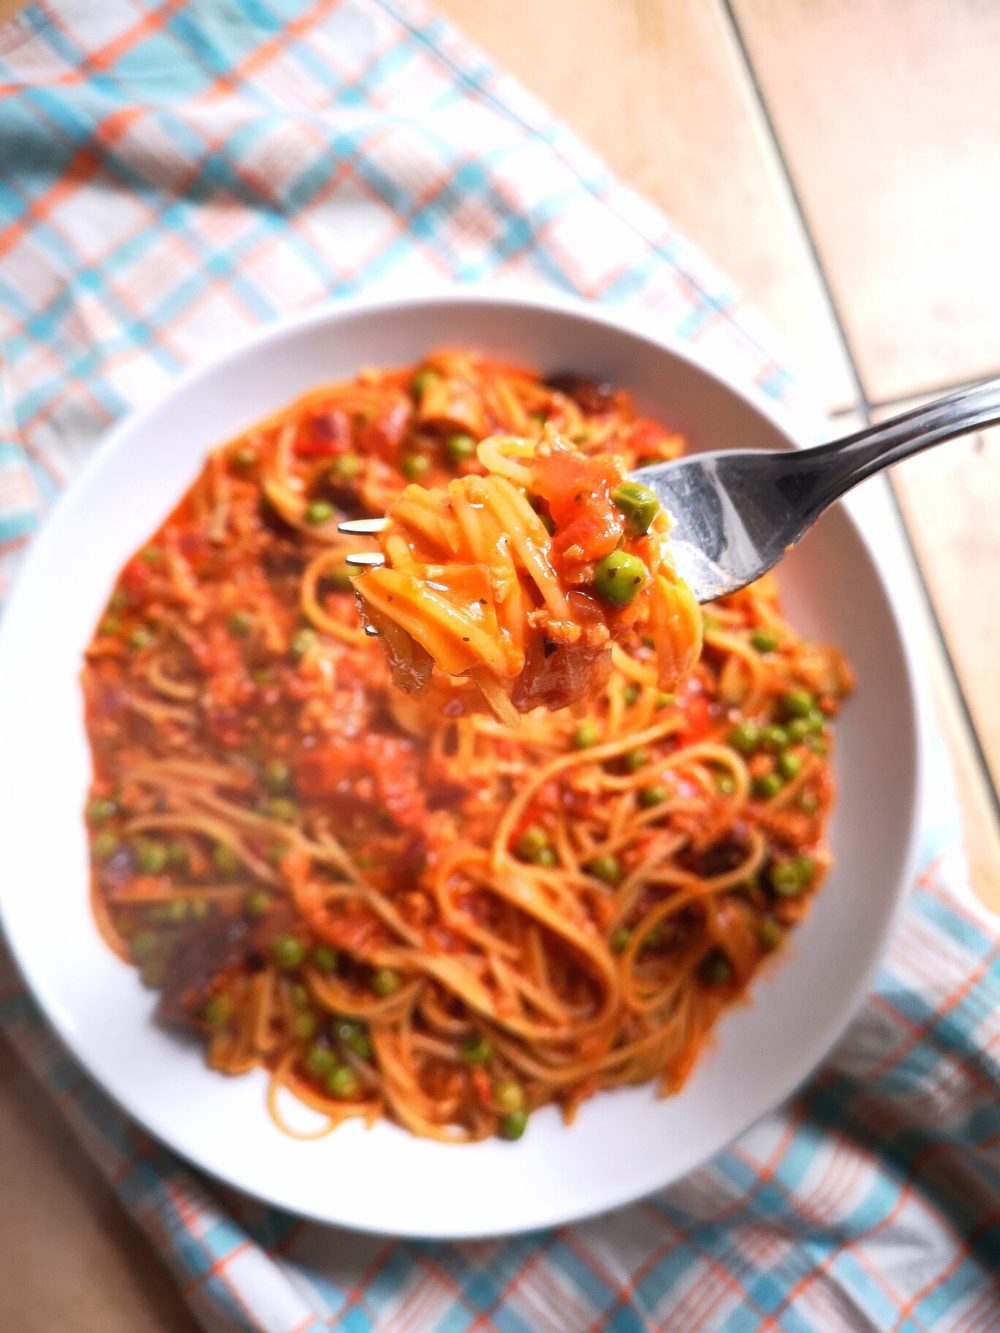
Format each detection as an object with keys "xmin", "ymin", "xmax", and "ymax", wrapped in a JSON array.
[{"xmin": 340, "ymin": 376, "xmax": 1000, "ymax": 604}]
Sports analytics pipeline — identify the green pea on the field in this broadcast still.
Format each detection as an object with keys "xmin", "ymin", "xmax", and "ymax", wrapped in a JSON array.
[
  {"xmin": 500, "ymin": 1108, "xmax": 528, "ymax": 1141},
  {"xmin": 515, "ymin": 827, "xmax": 550, "ymax": 863},
  {"xmin": 166, "ymin": 899, "xmax": 189, "ymax": 923},
  {"xmin": 778, "ymin": 751, "xmax": 802, "ymax": 781},
  {"xmin": 262, "ymin": 758, "xmax": 290, "ymax": 794},
  {"xmin": 655, "ymin": 691, "xmax": 675, "ymax": 709},
  {"xmin": 305, "ymin": 499, "xmax": 334, "ymax": 525},
  {"xmin": 246, "ymin": 890, "xmax": 271, "ymax": 918},
  {"xmin": 327, "ymin": 1065, "xmax": 361, "ymax": 1099},
  {"xmin": 611, "ymin": 480, "xmax": 660, "ymax": 535},
  {"xmin": 610, "ymin": 926, "xmax": 631, "ymax": 954},
  {"xmin": 593, "ymin": 550, "xmax": 648, "ymax": 607},
  {"xmin": 794, "ymin": 854, "xmax": 817, "ymax": 885},
  {"xmin": 311, "ymin": 945, "xmax": 338, "ymax": 974},
  {"xmin": 372, "ymin": 967, "xmax": 402, "ymax": 996},
  {"xmin": 769, "ymin": 861, "xmax": 803, "ymax": 897},
  {"xmin": 624, "ymin": 748, "xmax": 649, "ymax": 773},
  {"xmin": 410, "ymin": 368, "xmax": 438, "ymax": 398},
  {"xmin": 806, "ymin": 735, "xmax": 828, "ymax": 756},
  {"xmin": 290, "ymin": 627, "xmax": 316, "ymax": 659},
  {"xmin": 108, "ymin": 589, "xmax": 127, "ymax": 614},
  {"xmin": 131, "ymin": 931, "xmax": 155, "ymax": 960},
  {"xmin": 337, "ymin": 1020, "xmax": 373, "ymax": 1060},
  {"xmin": 461, "ymin": 1032, "xmax": 492, "ymax": 1064},
  {"xmin": 212, "ymin": 843, "xmax": 240, "ymax": 875},
  {"xmin": 782, "ymin": 689, "xmax": 815, "ymax": 719},
  {"xmin": 572, "ymin": 720, "xmax": 601, "ymax": 749},
  {"xmin": 167, "ymin": 839, "xmax": 187, "ymax": 868},
  {"xmin": 536, "ymin": 846, "xmax": 557, "ymax": 868},
  {"xmin": 787, "ymin": 717, "xmax": 812, "ymax": 742},
  {"xmin": 291, "ymin": 984, "xmax": 309, "ymax": 1008},
  {"xmin": 798, "ymin": 790, "xmax": 820, "ymax": 815},
  {"xmin": 228, "ymin": 609, "xmax": 253, "ymax": 637},
  {"xmin": 329, "ymin": 452, "xmax": 361, "ymax": 481},
  {"xmin": 761, "ymin": 724, "xmax": 789, "ymax": 754},
  {"xmin": 623, "ymin": 683, "xmax": 642, "ymax": 706},
  {"xmin": 292, "ymin": 1012, "xmax": 317, "ymax": 1040},
  {"xmin": 128, "ymin": 627, "xmax": 153, "ymax": 651},
  {"xmin": 715, "ymin": 773, "xmax": 737, "ymax": 795},
  {"xmin": 100, "ymin": 617, "xmax": 121, "ymax": 637},
  {"xmin": 493, "ymin": 1079, "xmax": 524, "ymax": 1113},
  {"xmin": 87, "ymin": 797, "xmax": 118, "ymax": 823},
  {"xmin": 267, "ymin": 797, "xmax": 297, "ymax": 824},
  {"xmin": 805, "ymin": 708, "xmax": 827, "ymax": 735},
  {"xmin": 140, "ymin": 547, "xmax": 161, "ymax": 565},
  {"xmin": 701, "ymin": 951, "xmax": 733, "ymax": 985},
  {"xmin": 305, "ymin": 1044, "xmax": 336, "ymax": 1076},
  {"xmin": 233, "ymin": 446, "xmax": 256, "ymax": 469},
  {"xmin": 642, "ymin": 922, "xmax": 666, "ymax": 954},
  {"xmin": 204, "ymin": 993, "xmax": 234, "ymax": 1028},
  {"xmin": 445, "ymin": 432, "xmax": 477, "ymax": 465},
  {"xmin": 267, "ymin": 842, "xmax": 286, "ymax": 866},
  {"xmin": 758, "ymin": 918, "xmax": 783, "ymax": 951},
  {"xmin": 751, "ymin": 627, "xmax": 779, "ymax": 653},
  {"xmin": 639, "ymin": 785, "xmax": 667, "ymax": 809},
  {"xmin": 729, "ymin": 722, "xmax": 760, "ymax": 754},
  {"xmin": 191, "ymin": 899, "xmax": 210, "ymax": 920},
  {"xmin": 753, "ymin": 773, "xmax": 783, "ymax": 801},
  {"xmin": 137, "ymin": 841, "xmax": 168, "ymax": 875},
  {"xmin": 272, "ymin": 935, "xmax": 306, "ymax": 969},
  {"xmin": 585, "ymin": 854, "xmax": 621, "ymax": 886},
  {"xmin": 401, "ymin": 452, "xmax": 431, "ymax": 481}
]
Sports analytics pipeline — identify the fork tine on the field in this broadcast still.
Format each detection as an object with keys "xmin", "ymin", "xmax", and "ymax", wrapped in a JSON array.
[
  {"xmin": 346, "ymin": 551, "xmax": 386, "ymax": 567},
  {"xmin": 338, "ymin": 517, "xmax": 388, "ymax": 535}
]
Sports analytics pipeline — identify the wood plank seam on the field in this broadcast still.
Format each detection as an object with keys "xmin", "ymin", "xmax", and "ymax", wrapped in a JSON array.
[{"xmin": 722, "ymin": 0, "xmax": 1000, "ymax": 838}]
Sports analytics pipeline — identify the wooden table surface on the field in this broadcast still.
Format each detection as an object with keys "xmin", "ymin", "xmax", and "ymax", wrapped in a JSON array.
[{"xmin": 1, "ymin": 1, "xmax": 998, "ymax": 1328}]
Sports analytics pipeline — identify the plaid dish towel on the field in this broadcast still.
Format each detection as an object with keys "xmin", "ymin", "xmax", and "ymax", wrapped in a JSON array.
[{"xmin": 1, "ymin": 2, "xmax": 998, "ymax": 1329}]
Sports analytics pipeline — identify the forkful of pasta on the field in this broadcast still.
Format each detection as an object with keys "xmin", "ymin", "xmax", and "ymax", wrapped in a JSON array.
[{"xmin": 340, "ymin": 375, "xmax": 1000, "ymax": 721}]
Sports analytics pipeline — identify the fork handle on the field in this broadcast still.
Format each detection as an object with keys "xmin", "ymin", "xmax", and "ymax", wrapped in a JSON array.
[{"xmin": 805, "ymin": 374, "xmax": 1000, "ymax": 510}]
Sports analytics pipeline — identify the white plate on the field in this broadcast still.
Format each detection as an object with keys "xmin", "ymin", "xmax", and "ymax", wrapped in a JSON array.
[{"xmin": 0, "ymin": 290, "xmax": 922, "ymax": 1239}]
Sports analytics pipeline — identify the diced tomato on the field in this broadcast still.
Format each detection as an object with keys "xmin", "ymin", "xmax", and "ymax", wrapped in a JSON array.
[
  {"xmin": 121, "ymin": 557, "xmax": 151, "ymax": 597},
  {"xmin": 294, "ymin": 408, "xmax": 351, "ymax": 458},
  {"xmin": 356, "ymin": 400, "xmax": 412, "ymax": 462},
  {"xmin": 470, "ymin": 1068, "xmax": 493, "ymax": 1106},
  {"xmin": 677, "ymin": 690, "xmax": 712, "ymax": 741},
  {"xmin": 531, "ymin": 450, "xmax": 624, "ymax": 559}
]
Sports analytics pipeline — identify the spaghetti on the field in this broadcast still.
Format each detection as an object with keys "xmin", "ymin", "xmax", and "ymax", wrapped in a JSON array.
[
  {"xmin": 83, "ymin": 350, "xmax": 852, "ymax": 1143},
  {"xmin": 355, "ymin": 430, "xmax": 702, "ymax": 722}
]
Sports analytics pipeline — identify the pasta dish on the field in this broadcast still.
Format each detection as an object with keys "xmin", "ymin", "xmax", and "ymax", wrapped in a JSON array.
[{"xmin": 83, "ymin": 350, "xmax": 851, "ymax": 1143}]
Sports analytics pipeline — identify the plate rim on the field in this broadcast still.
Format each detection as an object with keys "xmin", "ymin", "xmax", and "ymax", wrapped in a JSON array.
[{"xmin": 0, "ymin": 286, "xmax": 925, "ymax": 1238}]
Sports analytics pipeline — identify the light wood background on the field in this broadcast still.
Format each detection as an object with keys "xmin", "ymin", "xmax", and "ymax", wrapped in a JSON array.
[{"xmin": 1, "ymin": 1, "xmax": 997, "ymax": 1328}]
